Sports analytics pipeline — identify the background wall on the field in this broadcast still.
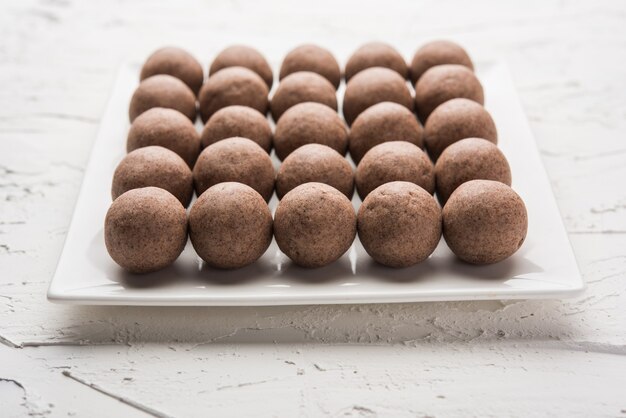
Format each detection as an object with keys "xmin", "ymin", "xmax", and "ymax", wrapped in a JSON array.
[{"xmin": 1, "ymin": 0, "xmax": 625, "ymax": 416}]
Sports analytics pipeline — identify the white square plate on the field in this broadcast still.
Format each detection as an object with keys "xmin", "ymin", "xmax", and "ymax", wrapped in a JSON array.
[{"xmin": 47, "ymin": 61, "xmax": 583, "ymax": 306}]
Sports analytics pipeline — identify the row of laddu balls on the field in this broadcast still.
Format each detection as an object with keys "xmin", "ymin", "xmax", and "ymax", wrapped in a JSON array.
[
  {"xmin": 105, "ymin": 41, "xmax": 527, "ymax": 274},
  {"xmin": 129, "ymin": 42, "xmax": 484, "ymax": 127}
]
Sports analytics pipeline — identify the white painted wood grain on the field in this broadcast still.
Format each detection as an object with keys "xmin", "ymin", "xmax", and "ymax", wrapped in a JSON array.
[{"xmin": 1, "ymin": 0, "xmax": 625, "ymax": 416}]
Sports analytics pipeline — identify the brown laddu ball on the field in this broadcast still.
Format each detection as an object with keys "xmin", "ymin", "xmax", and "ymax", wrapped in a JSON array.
[
  {"xmin": 198, "ymin": 66, "xmax": 269, "ymax": 123},
  {"xmin": 274, "ymin": 183, "xmax": 356, "ymax": 268},
  {"xmin": 280, "ymin": 44, "xmax": 341, "ymax": 89},
  {"xmin": 273, "ymin": 102, "xmax": 347, "ymax": 161},
  {"xmin": 270, "ymin": 71, "xmax": 337, "ymax": 121},
  {"xmin": 443, "ymin": 180, "xmax": 528, "ymax": 265},
  {"xmin": 343, "ymin": 67, "xmax": 413, "ymax": 126},
  {"xmin": 209, "ymin": 45, "xmax": 273, "ymax": 89},
  {"xmin": 276, "ymin": 144, "xmax": 354, "ymax": 199},
  {"xmin": 345, "ymin": 42, "xmax": 408, "ymax": 81},
  {"xmin": 201, "ymin": 105, "xmax": 272, "ymax": 153},
  {"xmin": 193, "ymin": 137, "xmax": 274, "ymax": 201},
  {"xmin": 129, "ymin": 74, "xmax": 196, "ymax": 122},
  {"xmin": 358, "ymin": 181, "xmax": 442, "ymax": 268},
  {"xmin": 424, "ymin": 98, "xmax": 497, "ymax": 161},
  {"xmin": 140, "ymin": 47, "xmax": 204, "ymax": 95},
  {"xmin": 414, "ymin": 64, "xmax": 484, "ymax": 122},
  {"xmin": 112, "ymin": 146, "xmax": 193, "ymax": 207},
  {"xmin": 348, "ymin": 101, "xmax": 423, "ymax": 164},
  {"xmin": 355, "ymin": 141, "xmax": 434, "ymax": 200},
  {"xmin": 189, "ymin": 182, "xmax": 273, "ymax": 269},
  {"xmin": 104, "ymin": 187, "xmax": 187, "ymax": 274},
  {"xmin": 127, "ymin": 107, "xmax": 201, "ymax": 167},
  {"xmin": 435, "ymin": 138, "xmax": 511, "ymax": 204},
  {"xmin": 410, "ymin": 40, "xmax": 474, "ymax": 85}
]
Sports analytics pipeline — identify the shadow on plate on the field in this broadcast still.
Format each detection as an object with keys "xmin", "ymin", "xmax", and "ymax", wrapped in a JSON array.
[
  {"xmin": 119, "ymin": 264, "xmax": 187, "ymax": 289},
  {"xmin": 197, "ymin": 257, "xmax": 276, "ymax": 285},
  {"xmin": 350, "ymin": 256, "xmax": 438, "ymax": 283},
  {"xmin": 447, "ymin": 249, "xmax": 543, "ymax": 281},
  {"xmin": 279, "ymin": 256, "xmax": 354, "ymax": 283}
]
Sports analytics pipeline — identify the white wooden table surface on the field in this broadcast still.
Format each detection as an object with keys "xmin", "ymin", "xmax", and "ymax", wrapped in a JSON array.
[{"xmin": 1, "ymin": 0, "xmax": 625, "ymax": 416}]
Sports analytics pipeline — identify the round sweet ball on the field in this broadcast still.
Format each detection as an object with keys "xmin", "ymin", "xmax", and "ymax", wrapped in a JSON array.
[
  {"xmin": 276, "ymin": 144, "xmax": 354, "ymax": 199},
  {"xmin": 189, "ymin": 182, "xmax": 272, "ymax": 269},
  {"xmin": 280, "ymin": 44, "xmax": 341, "ymax": 89},
  {"xmin": 209, "ymin": 45, "xmax": 273, "ymax": 89},
  {"xmin": 443, "ymin": 180, "xmax": 527, "ymax": 265},
  {"xmin": 270, "ymin": 71, "xmax": 337, "ymax": 121},
  {"xmin": 348, "ymin": 101, "xmax": 423, "ymax": 164},
  {"xmin": 424, "ymin": 98, "xmax": 497, "ymax": 161},
  {"xmin": 274, "ymin": 183, "xmax": 356, "ymax": 268},
  {"xmin": 358, "ymin": 181, "xmax": 442, "ymax": 268},
  {"xmin": 104, "ymin": 187, "xmax": 187, "ymax": 274},
  {"xmin": 127, "ymin": 107, "xmax": 201, "ymax": 167},
  {"xmin": 198, "ymin": 66, "xmax": 269, "ymax": 123},
  {"xmin": 193, "ymin": 137, "xmax": 274, "ymax": 201},
  {"xmin": 343, "ymin": 67, "xmax": 413, "ymax": 126},
  {"xmin": 112, "ymin": 146, "xmax": 193, "ymax": 207},
  {"xmin": 129, "ymin": 75, "xmax": 196, "ymax": 122},
  {"xmin": 435, "ymin": 138, "xmax": 511, "ymax": 204},
  {"xmin": 274, "ymin": 102, "xmax": 347, "ymax": 161},
  {"xmin": 410, "ymin": 40, "xmax": 474, "ymax": 85},
  {"xmin": 355, "ymin": 141, "xmax": 434, "ymax": 200},
  {"xmin": 414, "ymin": 64, "xmax": 484, "ymax": 122},
  {"xmin": 140, "ymin": 47, "xmax": 204, "ymax": 95},
  {"xmin": 345, "ymin": 42, "xmax": 408, "ymax": 81},
  {"xmin": 200, "ymin": 105, "xmax": 272, "ymax": 152}
]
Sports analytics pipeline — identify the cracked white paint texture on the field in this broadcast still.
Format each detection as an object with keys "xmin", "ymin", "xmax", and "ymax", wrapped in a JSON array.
[{"xmin": 1, "ymin": 0, "xmax": 625, "ymax": 417}]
